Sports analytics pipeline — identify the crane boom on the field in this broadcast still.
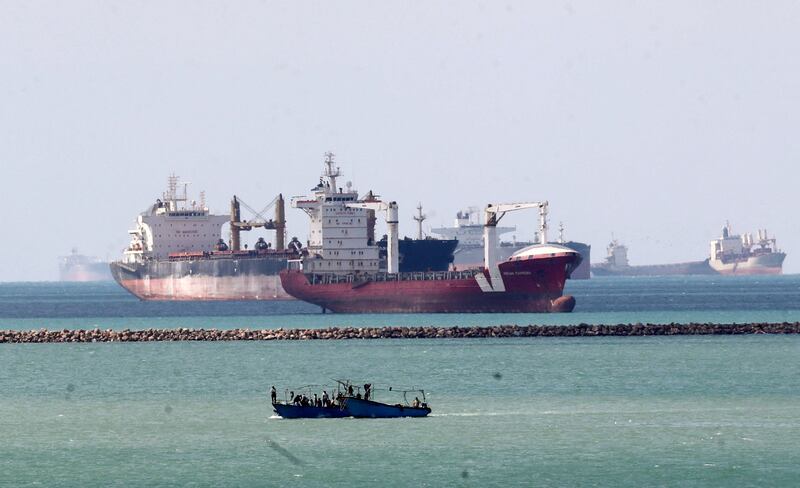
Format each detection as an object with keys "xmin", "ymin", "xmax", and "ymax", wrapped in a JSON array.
[{"xmin": 484, "ymin": 201, "xmax": 549, "ymax": 271}]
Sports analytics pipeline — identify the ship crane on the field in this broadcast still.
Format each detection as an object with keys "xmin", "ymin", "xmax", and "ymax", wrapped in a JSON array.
[
  {"xmin": 484, "ymin": 201, "xmax": 548, "ymax": 270},
  {"xmin": 230, "ymin": 194, "xmax": 286, "ymax": 251},
  {"xmin": 346, "ymin": 200, "xmax": 400, "ymax": 274}
]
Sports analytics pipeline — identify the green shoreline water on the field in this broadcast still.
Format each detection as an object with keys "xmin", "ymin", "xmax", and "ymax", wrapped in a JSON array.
[{"xmin": 3, "ymin": 336, "xmax": 799, "ymax": 487}]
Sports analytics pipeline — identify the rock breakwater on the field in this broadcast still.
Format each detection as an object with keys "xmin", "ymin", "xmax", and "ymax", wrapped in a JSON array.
[{"xmin": 1, "ymin": 323, "xmax": 799, "ymax": 343}]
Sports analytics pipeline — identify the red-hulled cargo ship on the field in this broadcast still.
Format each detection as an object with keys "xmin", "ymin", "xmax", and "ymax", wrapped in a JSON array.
[
  {"xmin": 280, "ymin": 244, "xmax": 580, "ymax": 313},
  {"xmin": 278, "ymin": 153, "xmax": 581, "ymax": 313}
]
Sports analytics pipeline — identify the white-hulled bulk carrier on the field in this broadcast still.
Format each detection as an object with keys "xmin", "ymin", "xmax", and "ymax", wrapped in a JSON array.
[
  {"xmin": 110, "ymin": 175, "xmax": 299, "ymax": 300},
  {"xmin": 709, "ymin": 222, "xmax": 785, "ymax": 275}
]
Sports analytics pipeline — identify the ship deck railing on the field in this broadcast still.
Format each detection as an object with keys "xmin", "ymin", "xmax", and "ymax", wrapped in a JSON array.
[
  {"xmin": 307, "ymin": 269, "xmax": 481, "ymax": 285},
  {"xmin": 167, "ymin": 250, "xmax": 299, "ymax": 262}
]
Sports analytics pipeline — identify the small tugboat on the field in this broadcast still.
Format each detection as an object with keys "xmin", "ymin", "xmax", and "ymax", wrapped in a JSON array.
[{"xmin": 341, "ymin": 382, "xmax": 432, "ymax": 418}]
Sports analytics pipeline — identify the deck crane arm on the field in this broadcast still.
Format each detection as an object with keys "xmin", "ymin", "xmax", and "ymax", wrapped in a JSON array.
[
  {"xmin": 346, "ymin": 201, "xmax": 400, "ymax": 274},
  {"xmin": 484, "ymin": 201, "xmax": 549, "ymax": 270}
]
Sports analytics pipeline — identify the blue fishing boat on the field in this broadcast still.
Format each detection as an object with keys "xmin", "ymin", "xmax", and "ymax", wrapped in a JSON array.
[
  {"xmin": 269, "ymin": 381, "xmax": 431, "ymax": 419},
  {"xmin": 272, "ymin": 403, "xmax": 348, "ymax": 419}
]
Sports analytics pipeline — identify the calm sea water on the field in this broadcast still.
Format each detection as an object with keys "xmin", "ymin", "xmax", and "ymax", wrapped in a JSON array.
[
  {"xmin": 2, "ymin": 276, "xmax": 800, "ymax": 486},
  {"xmin": 1, "ymin": 275, "xmax": 800, "ymax": 330}
]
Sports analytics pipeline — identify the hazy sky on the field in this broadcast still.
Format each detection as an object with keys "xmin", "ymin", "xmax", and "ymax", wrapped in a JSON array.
[{"xmin": 1, "ymin": 1, "xmax": 798, "ymax": 281}]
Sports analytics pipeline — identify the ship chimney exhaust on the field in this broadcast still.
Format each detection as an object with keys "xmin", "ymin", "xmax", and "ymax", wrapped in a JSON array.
[
  {"xmin": 275, "ymin": 194, "xmax": 286, "ymax": 251},
  {"xmin": 230, "ymin": 196, "xmax": 241, "ymax": 251}
]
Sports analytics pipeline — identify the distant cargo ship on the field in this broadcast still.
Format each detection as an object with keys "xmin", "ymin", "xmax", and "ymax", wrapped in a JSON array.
[
  {"xmin": 709, "ymin": 223, "xmax": 785, "ymax": 275},
  {"xmin": 591, "ymin": 223, "xmax": 786, "ymax": 277},
  {"xmin": 591, "ymin": 240, "xmax": 715, "ymax": 277},
  {"xmin": 59, "ymin": 249, "xmax": 112, "ymax": 282},
  {"xmin": 431, "ymin": 209, "xmax": 591, "ymax": 279},
  {"xmin": 279, "ymin": 154, "xmax": 581, "ymax": 313}
]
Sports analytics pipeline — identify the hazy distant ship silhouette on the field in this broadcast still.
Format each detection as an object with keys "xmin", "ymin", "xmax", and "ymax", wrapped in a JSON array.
[
  {"xmin": 59, "ymin": 249, "xmax": 112, "ymax": 282},
  {"xmin": 591, "ymin": 222, "xmax": 785, "ymax": 277}
]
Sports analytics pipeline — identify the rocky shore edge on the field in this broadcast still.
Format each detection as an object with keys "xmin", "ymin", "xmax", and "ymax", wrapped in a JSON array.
[{"xmin": 2, "ymin": 323, "xmax": 799, "ymax": 343}]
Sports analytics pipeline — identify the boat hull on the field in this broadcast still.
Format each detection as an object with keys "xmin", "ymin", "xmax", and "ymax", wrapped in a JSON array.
[
  {"xmin": 343, "ymin": 397, "xmax": 431, "ymax": 418},
  {"xmin": 454, "ymin": 241, "xmax": 591, "ymax": 280},
  {"xmin": 110, "ymin": 254, "xmax": 294, "ymax": 301},
  {"xmin": 272, "ymin": 403, "xmax": 349, "ymax": 419},
  {"xmin": 279, "ymin": 251, "xmax": 579, "ymax": 313},
  {"xmin": 709, "ymin": 252, "xmax": 785, "ymax": 276}
]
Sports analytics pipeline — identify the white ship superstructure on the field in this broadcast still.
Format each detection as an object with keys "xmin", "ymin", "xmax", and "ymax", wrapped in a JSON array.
[
  {"xmin": 291, "ymin": 153, "xmax": 381, "ymax": 274},
  {"xmin": 602, "ymin": 240, "xmax": 630, "ymax": 268},
  {"xmin": 121, "ymin": 175, "xmax": 228, "ymax": 264},
  {"xmin": 431, "ymin": 208, "xmax": 515, "ymax": 248}
]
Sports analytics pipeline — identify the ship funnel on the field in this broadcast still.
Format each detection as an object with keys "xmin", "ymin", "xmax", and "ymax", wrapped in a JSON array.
[
  {"xmin": 230, "ymin": 196, "xmax": 242, "ymax": 251},
  {"xmin": 275, "ymin": 194, "xmax": 286, "ymax": 251},
  {"xmin": 386, "ymin": 202, "xmax": 400, "ymax": 274}
]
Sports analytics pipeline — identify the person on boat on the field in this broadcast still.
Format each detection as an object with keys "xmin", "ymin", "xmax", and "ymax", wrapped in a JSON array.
[
  {"xmin": 363, "ymin": 384, "xmax": 372, "ymax": 401},
  {"xmin": 347, "ymin": 385, "xmax": 354, "ymax": 396},
  {"xmin": 412, "ymin": 397, "xmax": 421, "ymax": 408},
  {"xmin": 270, "ymin": 386, "xmax": 277, "ymax": 404},
  {"xmin": 322, "ymin": 390, "xmax": 330, "ymax": 407},
  {"xmin": 313, "ymin": 393, "xmax": 319, "ymax": 407},
  {"xmin": 289, "ymin": 391, "xmax": 295, "ymax": 404}
]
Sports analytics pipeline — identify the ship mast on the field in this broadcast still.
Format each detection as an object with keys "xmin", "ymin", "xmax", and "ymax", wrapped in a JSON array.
[
  {"xmin": 164, "ymin": 174, "xmax": 189, "ymax": 211},
  {"xmin": 323, "ymin": 152, "xmax": 340, "ymax": 193},
  {"xmin": 413, "ymin": 203, "xmax": 427, "ymax": 240}
]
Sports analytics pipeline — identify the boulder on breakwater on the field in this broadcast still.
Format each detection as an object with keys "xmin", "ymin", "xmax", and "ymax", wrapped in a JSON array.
[{"xmin": 1, "ymin": 323, "xmax": 799, "ymax": 343}]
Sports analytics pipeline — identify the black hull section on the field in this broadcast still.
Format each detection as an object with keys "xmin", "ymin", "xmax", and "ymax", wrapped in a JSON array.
[{"xmin": 379, "ymin": 238, "xmax": 458, "ymax": 272}]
